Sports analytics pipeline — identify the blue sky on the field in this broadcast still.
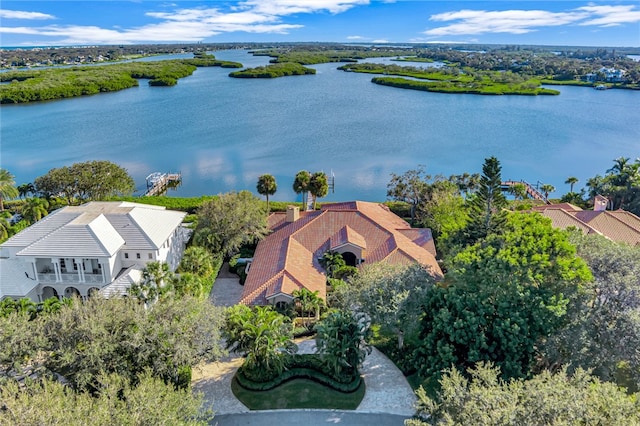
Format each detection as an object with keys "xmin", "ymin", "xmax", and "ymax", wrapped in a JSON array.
[{"xmin": 1, "ymin": 1, "xmax": 639, "ymax": 47}]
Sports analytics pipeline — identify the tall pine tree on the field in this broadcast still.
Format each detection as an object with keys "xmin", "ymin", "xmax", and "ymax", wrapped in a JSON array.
[{"xmin": 466, "ymin": 156, "xmax": 508, "ymax": 243}]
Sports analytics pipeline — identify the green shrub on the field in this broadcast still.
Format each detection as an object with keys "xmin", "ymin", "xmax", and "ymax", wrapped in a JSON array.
[
  {"xmin": 110, "ymin": 195, "xmax": 216, "ymax": 213},
  {"xmin": 235, "ymin": 354, "xmax": 362, "ymax": 392},
  {"xmin": 174, "ymin": 365, "xmax": 192, "ymax": 390}
]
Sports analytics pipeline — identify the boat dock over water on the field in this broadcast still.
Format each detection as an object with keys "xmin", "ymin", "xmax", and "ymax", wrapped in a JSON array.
[
  {"xmin": 501, "ymin": 180, "xmax": 550, "ymax": 204},
  {"xmin": 144, "ymin": 172, "xmax": 182, "ymax": 196}
]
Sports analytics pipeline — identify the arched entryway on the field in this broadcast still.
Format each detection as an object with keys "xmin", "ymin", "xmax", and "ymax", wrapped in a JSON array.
[
  {"xmin": 64, "ymin": 287, "xmax": 80, "ymax": 298},
  {"xmin": 88, "ymin": 287, "xmax": 100, "ymax": 298},
  {"xmin": 42, "ymin": 286, "xmax": 59, "ymax": 300},
  {"xmin": 342, "ymin": 251, "xmax": 358, "ymax": 267}
]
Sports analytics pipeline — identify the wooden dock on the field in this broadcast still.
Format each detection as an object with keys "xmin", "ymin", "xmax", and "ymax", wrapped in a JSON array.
[
  {"xmin": 501, "ymin": 180, "xmax": 550, "ymax": 204},
  {"xmin": 144, "ymin": 172, "xmax": 182, "ymax": 196}
]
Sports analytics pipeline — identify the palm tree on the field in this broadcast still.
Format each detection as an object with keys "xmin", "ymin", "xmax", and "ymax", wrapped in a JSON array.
[
  {"xmin": 0, "ymin": 298, "xmax": 17, "ymax": 317},
  {"xmin": 586, "ymin": 175, "xmax": 605, "ymax": 198},
  {"xmin": 315, "ymin": 310, "xmax": 371, "ymax": 379},
  {"xmin": 508, "ymin": 183, "xmax": 528, "ymax": 201},
  {"xmin": 607, "ymin": 157, "xmax": 629, "ymax": 176},
  {"xmin": 0, "ymin": 169, "xmax": 19, "ymax": 211},
  {"xmin": 0, "ymin": 216, "xmax": 9, "ymax": 241},
  {"xmin": 21, "ymin": 197, "xmax": 49, "ymax": 224},
  {"xmin": 16, "ymin": 298, "xmax": 37, "ymax": 318},
  {"xmin": 17, "ymin": 183, "xmax": 36, "ymax": 199},
  {"xmin": 177, "ymin": 246, "xmax": 214, "ymax": 277},
  {"xmin": 309, "ymin": 171, "xmax": 328, "ymax": 210},
  {"xmin": 132, "ymin": 261, "xmax": 173, "ymax": 308},
  {"xmin": 292, "ymin": 170, "xmax": 311, "ymax": 210},
  {"xmin": 540, "ymin": 183, "xmax": 556, "ymax": 201},
  {"xmin": 256, "ymin": 174, "xmax": 277, "ymax": 214},
  {"xmin": 40, "ymin": 297, "xmax": 62, "ymax": 315},
  {"xmin": 142, "ymin": 261, "xmax": 171, "ymax": 289},
  {"xmin": 565, "ymin": 176, "xmax": 579, "ymax": 193},
  {"xmin": 292, "ymin": 288, "xmax": 324, "ymax": 324}
]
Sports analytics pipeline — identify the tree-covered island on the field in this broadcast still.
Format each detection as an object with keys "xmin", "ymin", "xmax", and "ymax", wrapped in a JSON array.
[
  {"xmin": 339, "ymin": 63, "xmax": 560, "ymax": 95},
  {"xmin": 228, "ymin": 62, "xmax": 316, "ymax": 78},
  {"xmin": 2, "ymin": 43, "xmax": 638, "ymax": 103},
  {"xmin": 0, "ymin": 53, "xmax": 242, "ymax": 104}
]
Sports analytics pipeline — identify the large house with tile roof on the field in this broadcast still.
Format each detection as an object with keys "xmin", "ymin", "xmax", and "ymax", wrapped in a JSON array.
[
  {"xmin": 0, "ymin": 201, "xmax": 188, "ymax": 302},
  {"xmin": 240, "ymin": 201, "xmax": 443, "ymax": 306},
  {"xmin": 532, "ymin": 195, "xmax": 640, "ymax": 246}
]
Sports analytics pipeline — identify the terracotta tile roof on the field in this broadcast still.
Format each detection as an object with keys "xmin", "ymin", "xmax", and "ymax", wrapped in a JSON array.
[
  {"xmin": 397, "ymin": 228, "xmax": 437, "ymax": 257},
  {"xmin": 240, "ymin": 201, "xmax": 443, "ymax": 305},
  {"xmin": 532, "ymin": 204, "xmax": 640, "ymax": 246},
  {"xmin": 330, "ymin": 226, "xmax": 367, "ymax": 250},
  {"xmin": 574, "ymin": 210, "xmax": 640, "ymax": 246},
  {"xmin": 532, "ymin": 203, "xmax": 582, "ymax": 212},
  {"xmin": 537, "ymin": 209, "xmax": 601, "ymax": 236}
]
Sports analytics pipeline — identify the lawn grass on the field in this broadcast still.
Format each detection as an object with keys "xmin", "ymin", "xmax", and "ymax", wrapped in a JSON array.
[{"xmin": 231, "ymin": 375, "xmax": 365, "ymax": 410}]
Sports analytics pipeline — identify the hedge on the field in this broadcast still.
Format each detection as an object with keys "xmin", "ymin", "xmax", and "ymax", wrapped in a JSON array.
[{"xmin": 236, "ymin": 353, "xmax": 361, "ymax": 392}]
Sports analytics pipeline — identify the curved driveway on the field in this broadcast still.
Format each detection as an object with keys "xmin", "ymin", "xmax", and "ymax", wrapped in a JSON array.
[{"xmin": 195, "ymin": 265, "xmax": 417, "ymax": 425}]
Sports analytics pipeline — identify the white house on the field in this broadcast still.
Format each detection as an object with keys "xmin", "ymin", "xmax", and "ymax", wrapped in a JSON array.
[{"xmin": 0, "ymin": 201, "xmax": 188, "ymax": 302}]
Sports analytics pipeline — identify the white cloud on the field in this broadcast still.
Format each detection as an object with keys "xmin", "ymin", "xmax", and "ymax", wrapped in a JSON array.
[
  {"xmin": 347, "ymin": 35, "xmax": 364, "ymax": 40},
  {"xmin": 577, "ymin": 5, "xmax": 640, "ymax": 27},
  {"xmin": 425, "ymin": 9, "xmax": 586, "ymax": 36},
  {"xmin": 423, "ymin": 4, "xmax": 640, "ymax": 37},
  {"xmin": 242, "ymin": 0, "xmax": 369, "ymax": 16},
  {"xmin": 372, "ymin": 39, "xmax": 389, "ymax": 43},
  {"xmin": 0, "ymin": 10, "xmax": 55, "ymax": 20},
  {"xmin": 0, "ymin": 0, "xmax": 367, "ymax": 45}
]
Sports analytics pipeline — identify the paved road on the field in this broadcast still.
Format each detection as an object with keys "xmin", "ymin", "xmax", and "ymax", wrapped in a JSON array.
[{"xmin": 212, "ymin": 410, "xmax": 412, "ymax": 426}]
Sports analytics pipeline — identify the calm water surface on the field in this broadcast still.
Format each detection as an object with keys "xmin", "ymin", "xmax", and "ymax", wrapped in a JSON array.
[{"xmin": 2, "ymin": 49, "xmax": 639, "ymax": 202}]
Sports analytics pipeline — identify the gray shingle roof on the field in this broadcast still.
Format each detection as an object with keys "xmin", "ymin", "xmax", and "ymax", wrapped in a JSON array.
[{"xmin": 0, "ymin": 259, "xmax": 39, "ymax": 299}]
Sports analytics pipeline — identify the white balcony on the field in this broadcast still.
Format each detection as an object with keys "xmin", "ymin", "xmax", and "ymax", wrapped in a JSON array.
[{"xmin": 37, "ymin": 272, "xmax": 105, "ymax": 284}]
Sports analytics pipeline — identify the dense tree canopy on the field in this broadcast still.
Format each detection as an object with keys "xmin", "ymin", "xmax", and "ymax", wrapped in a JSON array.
[
  {"xmin": 387, "ymin": 165, "xmax": 431, "ymax": 225},
  {"xmin": 194, "ymin": 191, "xmax": 268, "ymax": 257},
  {"xmin": 0, "ymin": 372, "xmax": 210, "ymax": 426},
  {"xmin": 415, "ymin": 213, "xmax": 591, "ymax": 381},
  {"xmin": 0, "ymin": 296, "xmax": 224, "ymax": 392},
  {"xmin": 334, "ymin": 262, "xmax": 436, "ymax": 349},
  {"xmin": 407, "ymin": 362, "xmax": 640, "ymax": 426},
  {"xmin": 541, "ymin": 232, "xmax": 640, "ymax": 389},
  {"xmin": 34, "ymin": 160, "xmax": 135, "ymax": 204}
]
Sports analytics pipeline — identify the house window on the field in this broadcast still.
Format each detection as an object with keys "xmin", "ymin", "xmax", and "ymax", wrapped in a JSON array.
[
  {"xmin": 136, "ymin": 253, "xmax": 141, "ymax": 259},
  {"xmin": 60, "ymin": 259, "xmax": 66, "ymax": 268},
  {"xmin": 73, "ymin": 262, "xmax": 78, "ymax": 271},
  {"xmin": 124, "ymin": 253, "xmax": 129, "ymax": 259},
  {"xmin": 148, "ymin": 253, "xmax": 153, "ymax": 260}
]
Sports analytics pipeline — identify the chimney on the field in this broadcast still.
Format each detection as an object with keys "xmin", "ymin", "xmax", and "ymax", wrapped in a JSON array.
[
  {"xmin": 286, "ymin": 205, "xmax": 300, "ymax": 222},
  {"xmin": 594, "ymin": 195, "xmax": 608, "ymax": 212}
]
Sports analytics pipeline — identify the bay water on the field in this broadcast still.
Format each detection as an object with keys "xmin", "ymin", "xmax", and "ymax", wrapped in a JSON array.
[{"xmin": 1, "ymin": 49, "xmax": 638, "ymax": 202}]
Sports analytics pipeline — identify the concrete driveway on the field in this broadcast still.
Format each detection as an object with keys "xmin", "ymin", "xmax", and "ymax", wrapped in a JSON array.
[
  {"xmin": 210, "ymin": 263, "xmax": 244, "ymax": 307},
  {"xmin": 198, "ymin": 263, "xmax": 417, "ymax": 425}
]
